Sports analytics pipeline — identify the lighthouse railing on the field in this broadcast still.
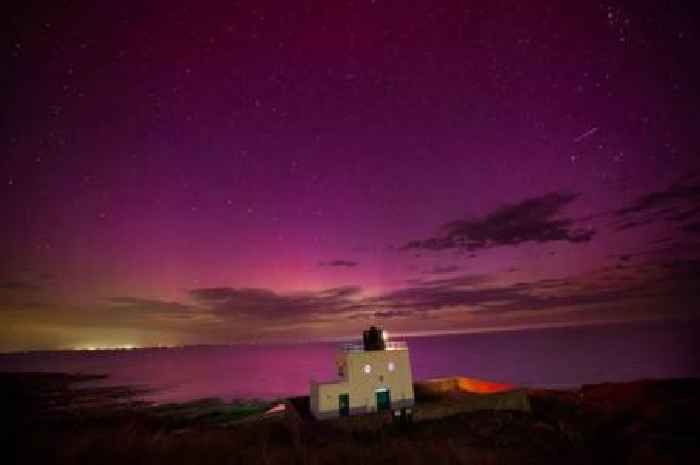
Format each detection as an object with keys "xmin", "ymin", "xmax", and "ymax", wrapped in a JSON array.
[{"xmin": 339, "ymin": 341, "xmax": 407, "ymax": 352}]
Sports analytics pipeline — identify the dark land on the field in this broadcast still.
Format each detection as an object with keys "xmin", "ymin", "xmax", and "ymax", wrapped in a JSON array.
[{"xmin": 4, "ymin": 372, "xmax": 699, "ymax": 465}]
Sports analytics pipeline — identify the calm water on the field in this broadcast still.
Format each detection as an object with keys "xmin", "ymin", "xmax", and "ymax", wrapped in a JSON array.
[{"xmin": 1, "ymin": 319, "xmax": 698, "ymax": 403}]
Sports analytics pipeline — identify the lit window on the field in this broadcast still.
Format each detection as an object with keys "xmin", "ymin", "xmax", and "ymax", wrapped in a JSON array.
[
  {"xmin": 363, "ymin": 364, "xmax": 371, "ymax": 374},
  {"xmin": 388, "ymin": 361, "xmax": 395, "ymax": 372}
]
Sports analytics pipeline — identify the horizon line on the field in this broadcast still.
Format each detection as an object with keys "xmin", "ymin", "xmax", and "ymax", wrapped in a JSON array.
[{"xmin": 0, "ymin": 315, "xmax": 692, "ymax": 355}]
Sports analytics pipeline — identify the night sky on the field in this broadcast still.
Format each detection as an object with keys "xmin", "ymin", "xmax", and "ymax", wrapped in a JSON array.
[{"xmin": 2, "ymin": 1, "xmax": 699, "ymax": 351}]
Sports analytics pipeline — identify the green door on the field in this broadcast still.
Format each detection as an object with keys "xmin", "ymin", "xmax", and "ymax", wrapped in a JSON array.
[
  {"xmin": 375, "ymin": 388, "xmax": 391, "ymax": 411},
  {"xmin": 339, "ymin": 393, "xmax": 349, "ymax": 416}
]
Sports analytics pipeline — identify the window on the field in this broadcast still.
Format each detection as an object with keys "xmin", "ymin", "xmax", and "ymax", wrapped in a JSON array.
[
  {"xmin": 388, "ymin": 361, "xmax": 395, "ymax": 372},
  {"xmin": 363, "ymin": 363, "xmax": 372, "ymax": 374}
]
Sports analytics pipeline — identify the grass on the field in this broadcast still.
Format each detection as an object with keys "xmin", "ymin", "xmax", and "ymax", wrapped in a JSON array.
[
  {"xmin": 3, "ymin": 372, "xmax": 699, "ymax": 465},
  {"xmin": 148, "ymin": 398, "xmax": 271, "ymax": 427}
]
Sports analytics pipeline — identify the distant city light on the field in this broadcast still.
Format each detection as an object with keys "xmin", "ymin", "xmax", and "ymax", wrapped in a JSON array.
[{"xmin": 73, "ymin": 344, "xmax": 138, "ymax": 351}]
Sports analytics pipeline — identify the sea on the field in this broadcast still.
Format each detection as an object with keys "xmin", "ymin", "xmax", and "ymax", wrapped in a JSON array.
[{"xmin": 1, "ymin": 319, "xmax": 698, "ymax": 403}]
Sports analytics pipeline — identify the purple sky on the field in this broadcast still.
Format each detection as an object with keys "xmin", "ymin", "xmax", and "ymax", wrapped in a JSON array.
[{"xmin": 2, "ymin": 0, "xmax": 699, "ymax": 351}]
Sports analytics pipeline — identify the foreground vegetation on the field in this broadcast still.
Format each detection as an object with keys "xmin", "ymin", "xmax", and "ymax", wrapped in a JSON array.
[{"xmin": 3, "ymin": 372, "xmax": 699, "ymax": 464}]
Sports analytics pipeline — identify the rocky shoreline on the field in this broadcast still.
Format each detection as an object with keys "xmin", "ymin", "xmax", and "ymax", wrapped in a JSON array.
[{"xmin": 4, "ymin": 372, "xmax": 699, "ymax": 464}]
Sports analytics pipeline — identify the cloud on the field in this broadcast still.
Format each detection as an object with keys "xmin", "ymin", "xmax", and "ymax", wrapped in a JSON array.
[
  {"xmin": 403, "ymin": 192, "xmax": 594, "ymax": 252},
  {"xmin": 0, "ymin": 276, "xmax": 47, "ymax": 311},
  {"xmin": 374, "ymin": 309, "xmax": 412, "ymax": 319},
  {"xmin": 614, "ymin": 178, "xmax": 700, "ymax": 231},
  {"xmin": 424, "ymin": 265, "xmax": 461, "ymax": 275},
  {"xmin": 4, "ymin": 253, "xmax": 696, "ymax": 350},
  {"xmin": 0, "ymin": 280, "xmax": 38, "ymax": 290},
  {"xmin": 319, "ymin": 260, "xmax": 358, "ymax": 267},
  {"xmin": 617, "ymin": 179, "xmax": 700, "ymax": 216},
  {"xmin": 409, "ymin": 273, "xmax": 491, "ymax": 289},
  {"xmin": 659, "ymin": 258, "xmax": 700, "ymax": 283},
  {"xmin": 189, "ymin": 285, "xmax": 364, "ymax": 320},
  {"xmin": 683, "ymin": 222, "xmax": 700, "ymax": 234},
  {"xmin": 372, "ymin": 277, "xmax": 531, "ymax": 313},
  {"xmin": 369, "ymin": 254, "xmax": 699, "ymax": 319},
  {"xmin": 107, "ymin": 297, "xmax": 196, "ymax": 315},
  {"xmin": 101, "ymin": 297, "xmax": 206, "ymax": 324}
]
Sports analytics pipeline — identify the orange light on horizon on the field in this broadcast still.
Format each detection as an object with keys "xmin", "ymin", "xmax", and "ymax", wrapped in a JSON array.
[{"xmin": 457, "ymin": 377, "xmax": 515, "ymax": 394}]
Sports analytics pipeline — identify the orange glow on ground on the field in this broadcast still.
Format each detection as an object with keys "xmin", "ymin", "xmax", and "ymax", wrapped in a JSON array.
[
  {"xmin": 456, "ymin": 377, "xmax": 515, "ymax": 394},
  {"xmin": 417, "ymin": 376, "xmax": 516, "ymax": 395}
]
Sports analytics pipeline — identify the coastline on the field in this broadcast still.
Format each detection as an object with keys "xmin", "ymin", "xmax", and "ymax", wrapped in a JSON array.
[{"xmin": 4, "ymin": 371, "xmax": 699, "ymax": 464}]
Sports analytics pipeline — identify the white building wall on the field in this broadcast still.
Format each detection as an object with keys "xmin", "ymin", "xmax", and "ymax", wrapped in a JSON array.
[{"xmin": 311, "ymin": 347, "xmax": 414, "ymax": 419}]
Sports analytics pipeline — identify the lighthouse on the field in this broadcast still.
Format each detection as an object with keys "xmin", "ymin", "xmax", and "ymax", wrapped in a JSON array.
[{"xmin": 310, "ymin": 326, "xmax": 415, "ymax": 419}]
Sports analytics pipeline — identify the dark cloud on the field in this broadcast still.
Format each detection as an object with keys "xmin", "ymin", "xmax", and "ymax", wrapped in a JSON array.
[
  {"xmin": 369, "ymin": 256, "xmax": 698, "ymax": 319},
  {"xmin": 0, "ymin": 269, "xmax": 51, "ymax": 291},
  {"xmin": 189, "ymin": 285, "xmax": 364, "ymax": 320},
  {"xmin": 374, "ymin": 309, "xmax": 412, "ymax": 319},
  {"xmin": 666, "ymin": 206, "xmax": 700, "ymax": 223},
  {"xmin": 0, "ymin": 280, "xmax": 38, "ymax": 290},
  {"xmin": 0, "ymin": 277, "xmax": 47, "ymax": 311},
  {"xmin": 683, "ymin": 222, "xmax": 700, "ymax": 234},
  {"xmin": 616, "ymin": 219, "xmax": 654, "ymax": 231},
  {"xmin": 617, "ymin": 180, "xmax": 700, "ymax": 216},
  {"xmin": 404, "ymin": 192, "xmax": 594, "ymax": 252},
  {"xmin": 424, "ymin": 265, "xmax": 460, "ymax": 275},
  {"xmin": 404, "ymin": 273, "xmax": 491, "ymax": 289},
  {"xmin": 319, "ymin": 260, "xmax": 358, "ymax": 268},
  {"xmin": 371, "ymin": 278, "xmax": 533, "ymax": 313},
  {"xmin": 607, "ymin": 253, "xmax": 634, "ymax": 262},
  {"xmin": 610, "ymin": 240, "xmax": 699, "ymax": 262},
  {"xmin": 107, "ymin": 249, "xmax": 700, "ymax": 330},
  {"xmin": 659, "ymin": 258, "xmax": 700, "ymax": 283},
  {"xmin": 615, "ymin": 179, "xmax": 700, "ymax": 231},
  {"xmin": 106, "ymin": 297, "xmax": 198, "ymax": 318}
]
